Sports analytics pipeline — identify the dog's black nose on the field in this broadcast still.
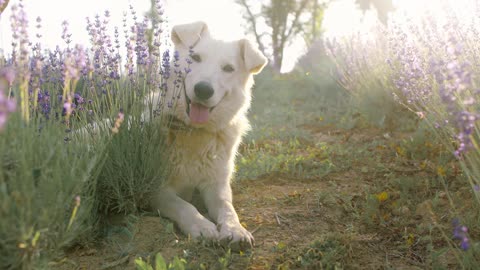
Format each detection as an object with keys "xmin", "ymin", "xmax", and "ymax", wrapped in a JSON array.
[{"xmin": 194, "ymin": 81, "xmax": 214, "ymax": 100}]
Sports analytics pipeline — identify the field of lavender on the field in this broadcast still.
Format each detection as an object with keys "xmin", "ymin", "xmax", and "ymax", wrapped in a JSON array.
[
  {"xmin": 0, "ymin": 1, "xmax": 178, "ymax": 269},
  {"xmin": 1, "ymin": 0, "xmax": 480, "ymax": 269},
  {"xmin": 322, "ymin": 2, "xmax": 480, "ymax": 266}
]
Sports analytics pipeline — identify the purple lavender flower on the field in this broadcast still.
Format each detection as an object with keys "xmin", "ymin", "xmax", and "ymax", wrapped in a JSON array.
[
  {"xmin": 173, "ymin": 50, "xmax": 180, "ymax": 67},
  {"xmin": 0, "ymin": 91, "xmax": 16, "ymax": 131},
  {"xmin": 111, "ymin": 109, "xmax": 125, "ymax": 134},
  {"xmin": 460, "ymin": 237, "xmax": 470, "ymax": 251},
  {"xmin": 10, "ymin": 3, "xmax": 30, "ymax": 67},
  {"xmin": 0, "ymin": 67, "xmax": 15, "ymax": 88},
  {"xmin": 63, "ymin": 96, "xmax": 73, "ymax": 117},
  {"xmin": 37, "ymin": 90, "xmax": 51, "ymax": 118},
  {"xmin": 452, "ymin": 218, "xmax": 470, "ymax": 251},
  {"xmin": 429, "ymin": 30, "xmax": 478, "ymax": 157},
  {"xmin": 35, "ymin": 16, "xmax": 42, "ymax": 39},
  {"xmin": 2, "ymin": 2, "xmax": 176, "ymax": 125},
  {"xmin": 74, "ymin": 93, "xmax": 85, "ymax": 104},
  {"xmin": 131, "ymin": 17, "xmax": 150, "ymax": 67},
  {"xmin": 61, "ymin": 20, "xmax": 72, "ymax": 47}
]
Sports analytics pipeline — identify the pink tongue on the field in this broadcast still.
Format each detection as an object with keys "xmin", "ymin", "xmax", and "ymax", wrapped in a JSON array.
[{"xmin": 189, "ymin": 103, "xmax": 210, "ymax": 124}]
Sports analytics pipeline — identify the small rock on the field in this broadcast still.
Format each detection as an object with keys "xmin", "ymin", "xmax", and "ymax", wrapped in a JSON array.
[
  {"xmin": 393, "ymin": 206, "xmax": 410, "ymax": 216},
  {"xmin": 415, "ymin": 200, "xmax": 433, "ymax": 220}
]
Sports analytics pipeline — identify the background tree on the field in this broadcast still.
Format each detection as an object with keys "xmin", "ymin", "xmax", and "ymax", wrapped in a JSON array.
[
  {"xmin": 237, "ymin": 0, "xmax": 327, "ymax": 72},
  {"xmin": 0, "ymin": 0, "xmax": 9, "ymax": 15},
  {"xmin": 356, "ymin": 0, "xmax": 395, "ymax": 25}
]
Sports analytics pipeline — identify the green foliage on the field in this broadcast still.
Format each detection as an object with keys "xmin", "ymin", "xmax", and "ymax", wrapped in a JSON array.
[
  {"xmin": 216, "ymin": 249, "xmax": 232, "ymax": 270},
  {"xmin": 0, "ymin": 35, "xmax": 172, "ymax": 270},
  {"xmin": 0, "ymin": 97, "xmax": 170, "ymax": 270},
  {"xmin": 296, "ymin": 237, "xmax": 347, "ymax": 269},
  {"xmin": 0, "ymin": 114, "xmax": 104, "ymax": 269},
  {"xmin": 248, "ymin": 67, "xmax": 350, "ymax": 141},
  {"xmin": 91, "ymin": 112, "xmax": 170, "ymax": 217},
  {"xmin": 237, "ymin": 138, "xmax": 333, "ymax": 180},
  {"xmin": 135, "ymin": 253, "xmax": 187, "ymax": 270}
]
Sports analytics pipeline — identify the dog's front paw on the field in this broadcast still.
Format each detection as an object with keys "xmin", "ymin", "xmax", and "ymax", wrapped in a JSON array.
[
  {"xmin": 218, "ymin": 223, "xmax": 254, "ymax": 251},
  {"xmin": 185, "ymin": 219, "xmax": 219, "ymax": 241}
]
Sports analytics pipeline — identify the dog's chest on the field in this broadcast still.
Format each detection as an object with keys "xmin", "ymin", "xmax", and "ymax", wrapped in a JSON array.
[{"xmin": 168, "ymin": 128, "xmax": 234, "ymax": 191}]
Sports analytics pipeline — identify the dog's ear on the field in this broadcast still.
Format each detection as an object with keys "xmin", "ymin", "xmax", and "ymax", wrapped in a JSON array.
[
  {"xmin": 240, "ymin": 39, "xmax": 268, "ymax": 74},
  {"xmin": 171, "ymin": 21, "xmax": 209, "ymax": 48}
]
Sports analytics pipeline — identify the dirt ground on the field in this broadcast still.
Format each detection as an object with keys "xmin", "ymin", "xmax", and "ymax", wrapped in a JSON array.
[{"xmin": 55, "ymin": 124, "xmax": 445, "ymax": 270}]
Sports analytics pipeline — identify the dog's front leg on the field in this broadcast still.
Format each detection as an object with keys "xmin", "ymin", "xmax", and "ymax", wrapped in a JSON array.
[
  {"xmin": 202, "ymin": 182, "xmax": 254, "ymax": 250},
  {"xmin": 152, "ymin": 187, "xmax": 219, "ymax": 240}
]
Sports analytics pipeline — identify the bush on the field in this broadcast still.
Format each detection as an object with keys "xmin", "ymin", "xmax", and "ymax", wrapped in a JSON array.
[
  {"xmin": 0, "ymin": 1, "xmax": 180, "ymax": 268},
  {"xmin": 326, "ymin": 1, "xmax": 480, "ymax": 265},
  {"xmin": 0, "ymin": 114, "xmax": 103, "ymax": 269}
]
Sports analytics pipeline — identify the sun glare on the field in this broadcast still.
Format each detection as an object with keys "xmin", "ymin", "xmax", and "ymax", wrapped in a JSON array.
[
  {"xmin": 0, "ymin": 0, "xmax": 150, "ymax": 55},
  {"xmin": 393, "ymin": 0, "xmax": 477, "ymax": 16},
  {"xmin": 1, "ymin": 0, "xmax": 477, "ymax": 73},
  {"xmin": 323, "ymin": 0, "xmax": 479, "ymax": 40},
  {"xmin": 392, "ymin": 0, "xmax": 478, "ymax": 25},
  {"xmin": 323, "ymin": 0, "xmax": 378, "ymax": 40},
  {"xmin": 166, "ymin": 0, "xmax": 244, "ymax": 41}
]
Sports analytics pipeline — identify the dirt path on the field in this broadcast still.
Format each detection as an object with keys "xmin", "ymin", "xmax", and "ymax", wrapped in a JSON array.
[{"xmin": 58, "ymin": 126, "xmax": 436, "ymax": 269}]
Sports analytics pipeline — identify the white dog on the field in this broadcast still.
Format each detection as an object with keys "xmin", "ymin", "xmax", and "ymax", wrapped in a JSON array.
[{"xmin": 150, "ymin": 21, "xmax": 267, "ymax": 250}]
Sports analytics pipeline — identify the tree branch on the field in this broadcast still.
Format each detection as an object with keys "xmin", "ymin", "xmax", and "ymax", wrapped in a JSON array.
[
  {"xmin": 0, "ymin": 0, "xmax": 10, "ymax": 14},
  {"xmin": 284, "ymin": 0, "xmax": 309, "ymax": 40},
  {"xmin": 237, "ymin": 0, "xmax": 268, "ymax": 58}
]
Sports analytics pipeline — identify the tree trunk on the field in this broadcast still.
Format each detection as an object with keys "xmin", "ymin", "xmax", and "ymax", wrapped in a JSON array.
[
  {"xmin": 272, "ymin": 46, "xmax": 283, "ymax": 72},
  {"xmin": 312, "ymin": 0, "xmax": 319, "ymax": 41}
]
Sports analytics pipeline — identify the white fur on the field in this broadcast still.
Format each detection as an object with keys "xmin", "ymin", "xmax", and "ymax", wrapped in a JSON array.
[{"xmin": 150, "ymin": 21, "xmax": 267, "ymax": 249}]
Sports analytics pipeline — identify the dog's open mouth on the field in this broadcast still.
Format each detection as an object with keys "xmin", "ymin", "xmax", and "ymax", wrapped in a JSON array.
[
  {"xmin": 185, "ymin": 95, "xmax": 215, "ymax": 125},
  {"xmin": 189, "ymin": 102, "xmax": 210, "ymax": 124}
]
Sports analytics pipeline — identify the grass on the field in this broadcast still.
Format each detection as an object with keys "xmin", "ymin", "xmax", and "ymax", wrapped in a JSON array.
[
  {"xmin": 237, "ymin": 138, "xmax": 333, "ymax": 180},
  {"xmin": 237, "ymin": 66, "xmax": 479, "ymax": 268},
  {"xmin": 0, "ymin": 113, "xmax": 103, "ymax": 269},
  {"xmin": 246, "ymin": 67, "xmax": 351, "ymax": 142}
]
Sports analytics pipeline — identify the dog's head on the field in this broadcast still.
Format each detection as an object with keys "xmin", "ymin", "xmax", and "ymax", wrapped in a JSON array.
[{"xmin": 171, "ymin": 21, "xmax": 267, "ymax": 129}]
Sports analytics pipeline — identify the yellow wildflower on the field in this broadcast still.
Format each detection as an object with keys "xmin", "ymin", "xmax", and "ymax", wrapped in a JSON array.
[
  {"xmin": 396, "ymin": 146, "xmax": 405, "ymax": 156},
  {"xmin": 375, "ymin": 191, "xmax": 389, "ymax": 202},
  {"xmin": 406, "ymin": 233, "xmax": 415, "ymax": 246},
  {"xmin": 437, "ymin": 166, "xmax": 446, "ymax": 177}
]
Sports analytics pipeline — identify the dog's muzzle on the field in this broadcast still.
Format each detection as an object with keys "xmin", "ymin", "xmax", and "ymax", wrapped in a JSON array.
[{"xmin": 184, "ymin": 81, "xmax": 216, "ymax": 125}]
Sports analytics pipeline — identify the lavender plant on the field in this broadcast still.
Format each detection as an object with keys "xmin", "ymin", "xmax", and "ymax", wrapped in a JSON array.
[
  {"xmin": 0, "ymin": 0, "xmax": 187, "ymax": 268},
  {"xmin": 325, "ymin": 29, "xmax": 413, "ymax": 130},
  {"xmin": 326, "ymin": 0, "xmax": 480, "ymax": 265},
  {"xmin": 0, "ymin": 68, "xmax": 16, "ymax": 130}
]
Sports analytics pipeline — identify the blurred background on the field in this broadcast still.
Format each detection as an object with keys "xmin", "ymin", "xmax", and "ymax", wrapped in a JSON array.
[{"xmin": 1, "ymin": 0, "xmax": 471, "ymax": 73}]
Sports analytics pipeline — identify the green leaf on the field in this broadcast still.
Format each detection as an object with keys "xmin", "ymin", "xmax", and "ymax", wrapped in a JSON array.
[
  {"xmin": 165, "ymin": 222, "xmax": 175, "ymax": 234},
  {"xmin": 135, "ymin": 258, "xmax": 153, "ymax": 270},
  {"xmin": 170, "ymin": 257, "xmax": 186, "ymax": 270},
  {"xmin": 155, "ymin": 253, "xmax": 167, "ymax": 270}
]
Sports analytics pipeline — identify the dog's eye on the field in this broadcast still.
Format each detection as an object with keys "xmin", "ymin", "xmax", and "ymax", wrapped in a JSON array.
[
  {"xmin": 222, "ymin": 64, "xmax": 235, "ymax": 73},
  {"xmin": 190, "ymin": 53, "xmax": 201, "ymax": 63}
]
